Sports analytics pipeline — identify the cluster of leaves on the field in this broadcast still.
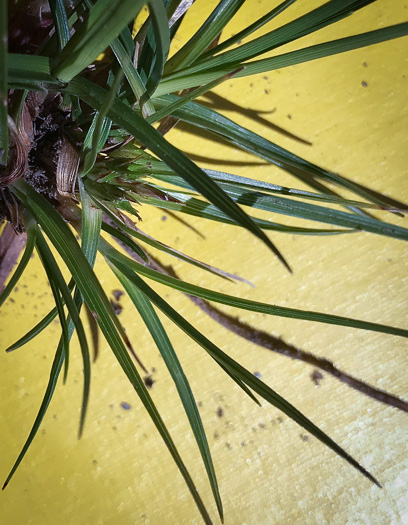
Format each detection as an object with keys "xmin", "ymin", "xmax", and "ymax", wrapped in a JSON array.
[{"xmin": 1, "ymin": 1, "xmax": 407, "ymax": 523}]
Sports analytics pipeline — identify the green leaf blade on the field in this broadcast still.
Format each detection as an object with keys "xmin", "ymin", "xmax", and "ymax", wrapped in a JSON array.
[
  {"xmin": 111, "ymin": 36, "xmax": 155, "ymax": 116},
  {"xmin": 11, "ymin": 180, "xmax": 213, "ymax": 525},
  {"xmin": 66, "ymin": 77, "xmax": 291, "ymax": 269},
  {"xmin": 199, "ymin": 0, "xmax": 298, "ymax": 60},
  {"xmin": 49, "ymin": 0, "xmax": 71, "ymax": 50},
  {"xmin": 35, "ymin": 230, "xmax": 91, "ymax": 438},
  {"xmin": 53, "ymin": 0, "xmax": 145, "ymax": 82},
  {"xmin": 107, "ymin": 263, "xmax": 380, "ymax": 488},
  {"xmin": 144, "ymin": 0, "xmax": 171, "ymax": 97},
  {"xmin": 100, "ymin": 241, "xmax": 408, "ymax": 340},
  {"xmin": 166, "ymin": 0, "xmax": 378, "ymax": 77},
  {"xmin": 151, "ymin": 94, "xmax": 408, "ymax": 217},
  {"xmin": 165, "ymin": 0, "xmax": 246, "ymax": 73},
  {"xmin": 111, "ymin": 265, "xmax": 224, "ymax": 522},
  {"xmin": 2, "ymin": 342, "xmax": 65, "ymax": 490}
]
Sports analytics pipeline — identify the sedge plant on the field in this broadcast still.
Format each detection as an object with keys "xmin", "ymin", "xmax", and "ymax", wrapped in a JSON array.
[{"xmin": 1, "ymin": 0, "xmax": 407, "ymax": 523}]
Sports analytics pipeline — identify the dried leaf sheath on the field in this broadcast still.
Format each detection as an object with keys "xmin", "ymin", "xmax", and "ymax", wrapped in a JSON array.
[{"xmin": 56, "ymin": 135, "xmax": 80, "ymax": 197}]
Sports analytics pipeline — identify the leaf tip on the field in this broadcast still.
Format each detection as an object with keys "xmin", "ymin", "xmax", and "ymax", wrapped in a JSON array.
[
  {"xmin": 78, "ymin": 422, "xmax": 85, "ymax": 440},
  {"xmin": 2, "ymin": 475, "xmax": 10, "ymax": 490}
]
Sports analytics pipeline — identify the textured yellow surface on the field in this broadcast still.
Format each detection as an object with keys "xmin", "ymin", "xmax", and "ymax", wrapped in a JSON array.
[{"xmin": 1, "ymin": 1, "xmax": 408, "ymax": 524}]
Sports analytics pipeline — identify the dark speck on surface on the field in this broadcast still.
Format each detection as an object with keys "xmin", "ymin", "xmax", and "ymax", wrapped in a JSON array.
[
  {"xmin": 216, "ymin": 407, "xmax": 224, "ymax": 418},
  {"xmin": 311, "ymin": 370, "xmax": 323, "ymax": 386},
  {"xmin": 300, "ymin": 434, "xmax": 310, "ymax": 442},
  {"xmin": 362, "ymin": 81, "xmax": 368, "ymax": 87},
  {"xmin": 110, "ymin": 300, "xmax": 122, "ymax": 315},
  {"xmin": 254, "ymin": 371, "xmax": 261, "ymax": 378},
  {"xmin": 144, "ymin": 376, "xmax": 155, "ymax": 389},
  {"xmin": 112, "ymin": 289, "xmax": 124, "ymax": 301},
  {"xmin": 120, "ymin": 402, "xmax": 131, "ymax": 410},
  {"xmin": 161, "ymin": 215, "xmax": 167, "ymax": 221}
]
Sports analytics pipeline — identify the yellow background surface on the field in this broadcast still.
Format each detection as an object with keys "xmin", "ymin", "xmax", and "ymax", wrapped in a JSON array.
[{"xmin": 1, "ymin": 1, "xmax": 408, "ymax": 523}]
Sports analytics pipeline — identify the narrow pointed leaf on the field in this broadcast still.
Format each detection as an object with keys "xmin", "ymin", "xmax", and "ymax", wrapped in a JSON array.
[
  {"xmin": 166, "ymin": 0, "xmax": 378, "ymax": 76},
  {"xmin": 110, "ymin": 265, "xmax": 224, "ymax": 522},
  {"xmin": 154, "ymin": 169, "xmax": 390, "ymax": 209},
  {"xmin": 82, "ymin": 71, "xmax": 123, "ymax": 176},
  {"xmin": 98, "ymin": 200, "xmax": 248, "ymax": 280},
  {"xmin": 165, "ymin": 0, "xmax": 246, "ymax": 73},
  {"xmin": 213, "ymin": 23, "xmax": 408, "ymax": 79},
  {"xmin": 6, "ymin": 279, "xmax": 76, "ymax": 352},
  {"xmin": 144, "ymin": 0, "xmax": 171, "ymax": 97},
  {"xmin": 35, "ymin": 232, "xmax": 70, "ymax": 374},
  {"xmin": 79, "ymin": 180, "xmax": 145, "ymax": 372},
  {"xmin": 101, "ymin": 221, "xmax": 149, "ymax": 262},
  {"xmin": 151, "ymin": 94, "xmax": 408, "ymax": 211},
  {"xmin": 6, "ymin": 306, "xmax": 59, "ymax": 352},
  {"xmin": 199, "ymin": 0, "xmax": 298, "ymax": 60},
  {"xmin": 203, "ymin": 188, "xmax": 408, "ymax": 240},
  {"xmin": 111, "ymin": 36, "xmax": 155, "ymax": 117},
  {"xmin": 107, "ymin": 262, "xmax": 381, "ymax": 488},
  {"xmin": 35, "ymin": 231, "xmax": 91, "ymax": 438},
  {"xmin": 146, "ymin": 68, "xmax": 244, "ymax": 125},
  {"xmin": 53, "ymin": 0, "xmax": 145, "ymax": 82},
  {"xmin": 49, "ymin": 0, "xmax": 70, "ymax": 50},
  {"xmin": 135, "ymin": 193, "xmax": 365, "ymax": 236},
  {"xmin": 3, "ymin": 340, "xmax": 65, "ymax": 490},
  {"xmin": 101, "ymin": 241, "xmax": 408, "ymax": 339},
  {"xmin": 66, "ymin": 77, "xmax": 290, "ymax": 269},
  {"xmin": 11, "ymin": 180, "xmax": 213, "ymax": 524},
  {"xmin": 156, "ymin": 23, "xmax": 408, "ymax": 93}
]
